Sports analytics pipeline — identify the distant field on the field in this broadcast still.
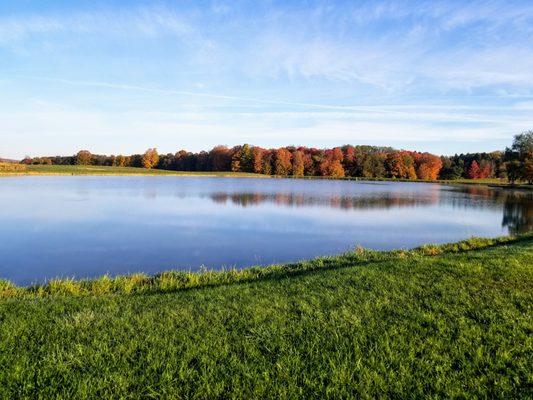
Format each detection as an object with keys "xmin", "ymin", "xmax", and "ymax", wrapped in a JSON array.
[
  {"xmin": 0, "ymin": 235, "xmax": 531, "ymax": 398},
  {"xmin": 1, "ymin": 165, "xmax": 530, "ymax": 188},
  {"xmin": 5, "ymin": 164, "xmax": 265, "ymax": 177}
]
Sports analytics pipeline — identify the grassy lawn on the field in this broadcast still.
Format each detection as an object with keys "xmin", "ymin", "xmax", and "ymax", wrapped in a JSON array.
[{"xmin": 0, "ymin": 236, "xmax": 532, "ymax": 399}]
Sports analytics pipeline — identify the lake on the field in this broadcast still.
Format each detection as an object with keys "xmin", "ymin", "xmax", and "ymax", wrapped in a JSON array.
[{"xmin": 0, "ymin": 176, "xmax": 531, "ymax": 285}]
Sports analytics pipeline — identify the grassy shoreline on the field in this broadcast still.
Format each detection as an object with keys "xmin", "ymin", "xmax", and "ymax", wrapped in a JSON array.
[
  {"xmin": 0, "ymin": 234, "xmax": 531, "ymax": 398},
  {"xmin": 1, "ymin": 233, "xmax": 531, "ymax": 298},
  {"xmin": 1, "ymin": 165, "xmax": 531, "ymax": 189},
  {"xmin": 0, "ymin": 165, "xmax": 532, "ymax": 187},
  {"xmin": 0, "ymin": 164, "xmax": 266, "ymax": 178}
]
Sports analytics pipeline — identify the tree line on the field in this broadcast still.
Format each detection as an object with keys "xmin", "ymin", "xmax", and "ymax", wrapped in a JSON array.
[{"xmin": 21, "ymin": 131, "xmax": 532, "ymax": 183}]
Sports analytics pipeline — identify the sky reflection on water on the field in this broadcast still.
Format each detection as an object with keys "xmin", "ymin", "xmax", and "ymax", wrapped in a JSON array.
[{"xmin": 0, "ymin": 177, "xmax": 531, "ymax": 285}]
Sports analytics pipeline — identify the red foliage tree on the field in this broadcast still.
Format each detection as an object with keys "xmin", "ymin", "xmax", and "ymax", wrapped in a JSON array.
[
  {"xmin": 478, "ymin": 160, "xmax": 493, "ymax": 179},
  {"xmin": 467, "ymin": 160, "xmax": 481, "ymax": 179}
]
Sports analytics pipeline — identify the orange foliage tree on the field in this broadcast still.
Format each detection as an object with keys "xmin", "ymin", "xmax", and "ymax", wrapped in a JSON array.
[
  {"xmin": 292, "ymin": 150, "xmax": 305, "ymax": 177},
  {"xmin": 274, "ymin": 148, "xmax": 292, "ymax": 175},
  {"xmin": 386, "ymin": 152, "xmax": 416, "ymax": 179},
  {"xmin": 415, "ymin": 153, "xmax": 443, "ymax": 180},
  {"xmin": 319, "ymin": 148, "xmax": 345, "ymax": 177}
]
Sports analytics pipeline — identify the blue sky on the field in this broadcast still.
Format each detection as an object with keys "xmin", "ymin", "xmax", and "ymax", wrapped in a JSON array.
[{"xmin": 1, "ymin": 0, "xmax": 532, "ymax": 158}]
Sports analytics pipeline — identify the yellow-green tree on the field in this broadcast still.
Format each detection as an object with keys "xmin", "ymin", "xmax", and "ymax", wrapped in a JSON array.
[
  {"xmin": 142, "ymin": 148, "xmax": 159, "ymax": 169},
  {"xmin": 292, "ymin": 150, "xmax": 305, "ymax": 176}
]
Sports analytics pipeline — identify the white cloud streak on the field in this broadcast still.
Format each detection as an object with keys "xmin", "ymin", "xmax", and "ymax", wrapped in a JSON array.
[
  {"xmin": 1, "ymin": 1, "xmax": 532, "ymax": 91},
  {"xmin": 0, "ymin": 1, "xmax": 532, "ymax": 158}
]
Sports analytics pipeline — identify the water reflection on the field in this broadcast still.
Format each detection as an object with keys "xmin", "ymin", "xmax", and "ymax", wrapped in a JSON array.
[
  {"xmin": 0, "ymin": 177, "xmax": 531, "ymax": 285},
  {"xmin": 502, "ymin": 192, "xmax": 533, "ymax": 234},
  {"xmin": 208, "ymin": 187, "xmax": 533, "ymax": 234},
  {"xmin": 446, "ymin": 186, "xmax": 533, "ymax": 234},
  {"xmin": 209, "ymin": 192, "xmax": 439, "ymax": 210}
]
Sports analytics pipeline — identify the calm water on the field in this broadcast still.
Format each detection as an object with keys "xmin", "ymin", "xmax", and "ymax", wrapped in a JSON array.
[{"xmin": 0, "ymin": 176, "xmax": 531, "ymax": 285}]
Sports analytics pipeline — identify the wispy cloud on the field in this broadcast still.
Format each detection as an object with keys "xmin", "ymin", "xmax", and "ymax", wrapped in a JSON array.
[
  {"xmin": 0, "ymin": 1, "xmax": 531, "ymax": 158},
  {"xmin": 0, "ymin": 6, "xmax": 195, "ymax": 45},
  {"xmin": 2, "ymin": 1, "xmax": 532, "ymax": 92}
]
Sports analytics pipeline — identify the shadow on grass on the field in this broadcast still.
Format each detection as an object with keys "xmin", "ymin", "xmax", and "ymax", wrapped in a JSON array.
[{"xmin": 1, "ymin": 233, "xmax": 531, "ymax": 299}]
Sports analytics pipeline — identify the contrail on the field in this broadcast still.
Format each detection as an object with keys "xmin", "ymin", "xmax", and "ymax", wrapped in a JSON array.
[{"xmin": 11, "ymin": 74, "xmax": 407, "ymax": 114}]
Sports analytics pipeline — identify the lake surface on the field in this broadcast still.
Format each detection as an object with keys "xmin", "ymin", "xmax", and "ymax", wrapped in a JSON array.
[{"xmin": 0, "ymin": 176, "xmax": 531, "ymax": 285}]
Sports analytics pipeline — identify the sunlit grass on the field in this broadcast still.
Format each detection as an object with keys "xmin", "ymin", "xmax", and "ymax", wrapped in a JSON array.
[
  {"xmin": 16, "ymin": 164, "xmax": 265, "ymax": 177},
  {"xmin": 1, "ymin": 234, "xmax": 530, "ymax": 298},
  {"xmin": 0, "ymin": 162, "xmax": 26, "ymax": 173},
  {"xmin": 0, "ymin": 234, "xmax": 531, "ymax": 398},
  {"xmin": 2, "ymin": 165, "xmax": 530, "ymax": 187}
]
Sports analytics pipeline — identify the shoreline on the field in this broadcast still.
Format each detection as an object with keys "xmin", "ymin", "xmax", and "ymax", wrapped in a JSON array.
[
  {"xmin": 1, "ymin": 165, "xmax": 531, "ymax": 188},
  {"xmin": 2, "ymin": 232, "xmax": 531, "ymax": 398},
  {"xmin": 2, "ymin": 171, "xmax": 531, "ymax": 190},
  {"xmin": 2, "ymin": 233, "xmax": 531, "ymax": 298}
]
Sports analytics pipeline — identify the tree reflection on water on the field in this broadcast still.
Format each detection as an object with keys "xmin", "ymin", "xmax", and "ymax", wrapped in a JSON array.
[
  {"xmin": 209, "ymin": 192, "xmax": 439, "ymax": 210},
  {"xmin": 502, "ymin": 193, "xmax": 533, "ymax": 234},
  {"xmin": 209, "ymin": 186, "xmax": 533, "ymax": 234}
]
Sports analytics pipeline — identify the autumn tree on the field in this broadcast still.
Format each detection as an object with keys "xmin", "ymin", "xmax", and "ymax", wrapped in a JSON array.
[
  {"xmin": 415, "ymin": 153, "xmax": 443, "ymax": 180},
  {"xmin": 319, "ymin": 148, "xmax": 345, "ymax": 177},
  {"xmin": 386, "ymin": 152, "xmax": 416, "ymax": 179},
  {"xmin": 467, "ymin": 160, "xmax": 481, "ymax": 179},
  {"xmin": 231, "ymin": 144, "xmax": 254, "ymax": 172},
  {"xmin": 230, "ymin": 146, "xmax": 242, "ymax": 172},
  {"xmin": 76, "ymin": 150, "xmax": 92, "ymax": 165},
  {"xmin": 342, "ymin": 145, "xmax": 357, "ymax": 176},
  {"xmin": 292, "ymin": 150, "xmax": 305, "ymax": 177},
  {"xmin": 142, "ymin": 148, "xmax": 159, "ymax": 169},
  {"xmin": 478, "ymin": 160, "xmax": 493, "ymax": 179},
  {"xmin": 252, "ymin": 147, "xmax": 266, "ymax": 174},
  {"xmin": 115, "ymin": 155, "xmax": 128, "ymax": 167},
  {"xmin": 261, "ymin": 151, "xmax": 273, "ymax": 175},
  {"xmin": 386, "ymin": 152, "xmax": 403, "ymax": 178},
  {"xmin": 209, "ymin": 146, "xmax": 232, "ymax": 171},
  {"xmin": 274, "ymin": 148, "xmax": 292, "ymax": 175}
]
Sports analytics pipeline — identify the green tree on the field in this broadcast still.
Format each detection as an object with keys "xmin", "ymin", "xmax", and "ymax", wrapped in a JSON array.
[
  {"xmin": 505, "ymin": 161, "xmax": 522, "ymax": 184},
  {"xmin": 362, "ymin": 154, "xmax": 386, "ymax": 178},
  {"xmin": 511, "ymin": 130, "xmax": 533, "ymax": 159},
  {"xmin": 506, "ymin": 131, "xmax": 533, "ymax": 183}
]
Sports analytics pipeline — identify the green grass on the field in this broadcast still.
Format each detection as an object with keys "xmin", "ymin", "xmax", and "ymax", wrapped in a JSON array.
[
  {"xmin": 0, "ymin": 235, "xmax": 532, "ymax": 399},
  {"xmin": 2, "ymin": 165, "xmax": 531, "ymax": 188},
  {"xmin": 3, "ymin": 164, "xmax": 265, "ymax": 177}
]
